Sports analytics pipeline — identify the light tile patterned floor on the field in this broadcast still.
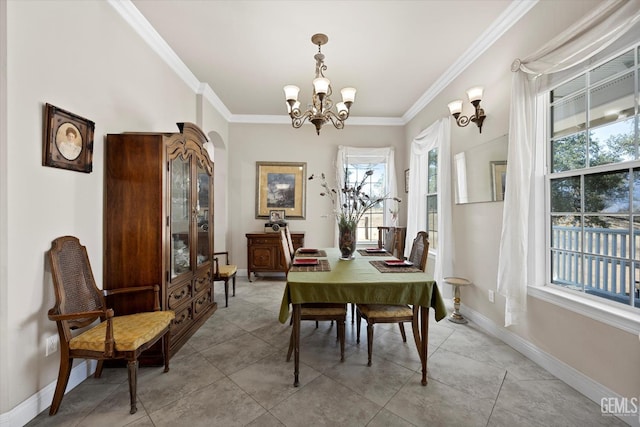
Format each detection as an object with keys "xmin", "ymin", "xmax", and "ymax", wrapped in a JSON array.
[{"xmin": 26, "ymin": 275, "xmax": 626, "ymax": 427}]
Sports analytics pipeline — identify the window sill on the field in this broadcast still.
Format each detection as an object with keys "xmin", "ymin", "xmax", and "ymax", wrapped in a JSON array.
[{"xmin": 528, "ymin": 285, "xmax": 640, "ymax": 335}]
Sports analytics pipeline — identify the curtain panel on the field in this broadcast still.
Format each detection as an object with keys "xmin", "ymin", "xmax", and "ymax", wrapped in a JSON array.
[{"xmin": 406, "ymin": 117, "xmax": 452, "ymax": 288}]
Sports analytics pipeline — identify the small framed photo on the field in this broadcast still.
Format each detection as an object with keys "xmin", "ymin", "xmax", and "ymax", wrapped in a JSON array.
[
  {"xmin": 43, "ymin": 103, "xmax": 95, "ymax": 173},
  {"xmin": 270, "ymin": 209, "xmax": 286, "ymax": 222},
  {"xmin": 404, "ymin": 169, "xmax": 410, "ymax": 193}
]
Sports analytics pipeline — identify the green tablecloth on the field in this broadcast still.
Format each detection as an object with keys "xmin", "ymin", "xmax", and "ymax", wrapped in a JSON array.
[{"xmin": 278, "ymin": 248, "xmax": 447, "ymax": 323}]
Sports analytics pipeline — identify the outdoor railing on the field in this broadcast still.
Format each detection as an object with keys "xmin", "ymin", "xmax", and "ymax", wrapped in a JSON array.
[{"xmin": 551, "ymin": 226, "xmax": 639, "ymax": 306}]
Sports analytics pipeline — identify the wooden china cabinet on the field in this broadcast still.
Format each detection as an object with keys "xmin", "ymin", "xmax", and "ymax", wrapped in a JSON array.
[{"xmin": 104, "ymin": 123, "xmax": 216, "ymax": 363}]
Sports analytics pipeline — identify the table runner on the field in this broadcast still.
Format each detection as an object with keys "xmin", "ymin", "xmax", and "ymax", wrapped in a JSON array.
[
  {"xmin": 290, "ymin": 259, "xmax": 331, "ymax": 272},
  {"xmin": 369, "ymin": 260, "xmax": 422, "ymax": 273}
]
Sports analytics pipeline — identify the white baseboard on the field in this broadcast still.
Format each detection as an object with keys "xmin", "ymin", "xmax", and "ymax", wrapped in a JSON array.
[
  {"xmin": 461, "ymin": 304, "xmax": 639, "ymax": 427},
  {"xmin": 0, "ymin": 360, "xmax": 95, "ymax": 427}
]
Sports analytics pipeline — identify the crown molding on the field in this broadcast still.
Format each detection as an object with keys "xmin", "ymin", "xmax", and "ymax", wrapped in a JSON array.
[
  {"xmin": 402, "ymin": 0, "xmax": 539, "ymax": 123},
  {"xmin": 111, "ymin": 0, "xmax": 537, "ymax": 127},
  {"xmin": 107, "ymin": 1, "xmax": 201, "ymax": 93},
  {"xmin": 229, "ymin": 114, "xmax": 404, "ymax": 126}
]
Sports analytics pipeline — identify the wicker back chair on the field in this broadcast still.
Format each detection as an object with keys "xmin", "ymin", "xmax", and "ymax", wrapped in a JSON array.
[
  {"xmin": 356, "ymin": 231, "xmax": 430, "ymax": 366},
  {"xmin": 47, "ymin": 236, "xmax": 174, "ymax": 415}
]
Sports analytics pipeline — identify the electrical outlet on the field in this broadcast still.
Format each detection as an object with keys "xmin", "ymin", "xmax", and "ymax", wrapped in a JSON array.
[
  {"xmin": 488, "ymin": 290, "xmax": 495, "ymax": 303},
  {"xmin": 45, "ymin": 335, "xmax": 59, "ymax": 356}
]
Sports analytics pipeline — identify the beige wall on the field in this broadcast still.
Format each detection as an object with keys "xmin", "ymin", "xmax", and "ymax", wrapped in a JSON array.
[
  {"xmin": 2, "ymin": 0, "xmax": 226, "ymax": 416},
  {"xmin": 2, "ymin": 0, "xmax": 639, "ymax": 423},
  {"xmin": 227, "ymin": 122, "xmax": 406, "ymax": 268},
  {"xmin": 405, "ymin": 0, "xmax": 639, "ymax": 399}
]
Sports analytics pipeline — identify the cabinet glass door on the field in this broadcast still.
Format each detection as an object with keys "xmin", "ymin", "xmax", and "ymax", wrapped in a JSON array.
[
  {"xmin": 196, "ymin": 165, "xmax": 211, "ymax": 267},
  {"xmin": 171, "ymin": 156, "xmax": 191, "ymax": 278}
]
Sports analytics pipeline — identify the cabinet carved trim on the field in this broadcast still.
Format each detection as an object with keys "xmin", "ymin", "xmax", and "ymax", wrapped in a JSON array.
[{"xmin": 105, "ymin": 122, "xmax": 216, "ymax": 363}]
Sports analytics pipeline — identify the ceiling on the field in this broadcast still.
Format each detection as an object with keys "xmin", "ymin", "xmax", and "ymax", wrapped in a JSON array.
[{"xmin": 128, "ymin": 0, "xmax": 534, "ymax": 123}]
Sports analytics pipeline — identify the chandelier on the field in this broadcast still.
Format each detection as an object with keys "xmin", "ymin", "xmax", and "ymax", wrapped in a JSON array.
[{"xmin": 284, "ymin": 34, "xmax": 356, "ymax": 135}]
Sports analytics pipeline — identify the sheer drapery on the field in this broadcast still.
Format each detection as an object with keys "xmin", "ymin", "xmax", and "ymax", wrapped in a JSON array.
[
  {"xmin": 497, "ymin": 0, "xmax": 640, "ymax": 327},
  {"xmin": 335, "ymin": 146, "xmax": 397, "ymax": 244},
  {"xmin": 406, "ymin": 117, "xmax": 452, "ymax": 288}
]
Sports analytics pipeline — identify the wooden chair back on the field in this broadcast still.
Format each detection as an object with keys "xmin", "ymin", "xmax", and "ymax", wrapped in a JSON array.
[
  {"xmin": 280, "ymin": 229, "xmax": 292, "ymax": 269},
  {"xmin": 408, "ymin": 231, "xmax": 430, "ymax": 271},
  {"xmin": 49, "ymin": 236, "xmax": 107, "ymax": 332},
  {"xmin": 284, "ymin": 226, "xmax": 295, "ymax": 258}
]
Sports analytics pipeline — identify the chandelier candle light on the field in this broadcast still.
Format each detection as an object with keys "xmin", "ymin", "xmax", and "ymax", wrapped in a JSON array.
[{"xmin": 284, "ymin": 34, "xmax": 356, "ymax": 135}]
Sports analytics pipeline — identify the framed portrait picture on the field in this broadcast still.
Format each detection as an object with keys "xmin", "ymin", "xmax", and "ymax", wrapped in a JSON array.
[
  {"xmin": 269, "ymin": 209, "xmax": 286, "ymax": 222},
  {"xmin": 404, "ymin": 169, "xmax": 410, "ymax": 193},
  {"xmin": 256, "ymin": 161, "xmax": 306, "ymax": 219},
  {"xmin": 490, "ymin": 160, "xmax": 507, "ymax": 202},
  {"xmin": 43, "ymin": 103, "xmax": 95, "ymax": 173}
]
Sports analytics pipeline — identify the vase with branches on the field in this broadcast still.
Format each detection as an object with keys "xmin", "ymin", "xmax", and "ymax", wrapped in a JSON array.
[{"xmin": 309, "ymin": 168, "xmax": 401, "ymax": 259}]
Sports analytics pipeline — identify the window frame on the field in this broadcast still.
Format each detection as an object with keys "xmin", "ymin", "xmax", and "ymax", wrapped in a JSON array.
[{"xmin": 538, "ymin": 43, "xmax": 640, "ymax": 333}]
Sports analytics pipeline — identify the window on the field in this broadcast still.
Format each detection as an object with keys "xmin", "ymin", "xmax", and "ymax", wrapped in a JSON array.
[
  {"xmin": 547, "ymin": 45, "xmax": 639, "ymax": 309},
  {"xmin": 344, "ymin": 162, "xmax": 387, "ymax": 244},
  {"xmin": 338, "ymin": 146, "xmax": 397, "ymax": 246},
  {"xmin": 426, "ymin": 148, "xmax": 438, "ymax": 250}
]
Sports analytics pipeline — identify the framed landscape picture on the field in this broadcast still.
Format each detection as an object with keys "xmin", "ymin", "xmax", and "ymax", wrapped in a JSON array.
[{"xmin": 256, "ymin": 161, "xmax": 306, "ymax": 219}]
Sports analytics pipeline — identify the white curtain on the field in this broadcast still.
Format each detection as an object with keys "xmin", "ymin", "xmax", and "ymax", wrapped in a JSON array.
[
  {"xmin": 497, "ymin": 0, "xmax": 640, "ymax": 327},
  {"xmin": 406, "ymin": 117, "xmax": 452, "ymax": 288},
  {"xmin": 335, "ymin": 146, "xmax": 398, "ymax": 243}
]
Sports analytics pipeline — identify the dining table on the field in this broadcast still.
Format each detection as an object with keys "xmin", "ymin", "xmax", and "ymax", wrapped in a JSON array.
[{"xmin": 278, "ymin": 247, "xmax": 447, "ymax": 387}]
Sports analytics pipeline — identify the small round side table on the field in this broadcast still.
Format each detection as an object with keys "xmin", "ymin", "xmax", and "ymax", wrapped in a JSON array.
[{"xmin": 443, "ymin": 277, "xmax": 472, "ymax": 324}]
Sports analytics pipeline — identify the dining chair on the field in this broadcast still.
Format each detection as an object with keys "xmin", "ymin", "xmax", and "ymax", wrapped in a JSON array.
[
  {"xmin": 378, "ymin": 226, "xmax": 397, "ymax": 254},
  {"xmin": 356, "ymin": 231, "xmax": 429, "ymax": 366},
  {"xmin": 282, "ymin": 229, "xmax": 346, "ymax": 362},
  {"xmin": 284, "ymin": 225, "xmax": 295, "ymax": 258},
  {"xmin": 47, "ymin": 236, "xmax": 175, "ymax": 415},
  {"xmin": 213, "ymin": 251, "xmax": 238, "ymax": 307}
]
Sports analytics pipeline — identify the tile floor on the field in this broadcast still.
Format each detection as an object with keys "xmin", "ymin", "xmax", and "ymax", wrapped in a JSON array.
[{"xmin": 27, "ymin": 275, "xmax": 626, "ymax": 427}]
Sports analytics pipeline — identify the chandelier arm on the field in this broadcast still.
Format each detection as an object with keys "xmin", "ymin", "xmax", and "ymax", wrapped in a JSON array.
[
  {"xmin": 291, "ymin": 110, "xmax": 313, "ymax": 129},
  {"xmin": 325, "ymin": 111, "xmax": 345, "ymax": 130}
]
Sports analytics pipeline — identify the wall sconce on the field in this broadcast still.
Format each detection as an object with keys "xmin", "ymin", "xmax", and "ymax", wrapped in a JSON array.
[{"xmin": 448, "ymin": 87, "xmax": 486, "ymax": 133}]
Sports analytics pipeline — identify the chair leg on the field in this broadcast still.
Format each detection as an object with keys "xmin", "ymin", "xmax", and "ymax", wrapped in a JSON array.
[
  {"xmin": 94, "ymin": 360, "xmax": 104, "ymax": 378},
  {"xmin": 398, "ymin": 322, "xmax": 407, "ymax": 342},
  {"xmin": 224, "ymin": 279, "xmax": 229, "ymax": 307},
  {"xmin": 351, "ymin": 303, "xmax": 355, "ymax": 323},
  {"xmin": 49, "ymin": 356, "xmax": 73, "ymax": 415},
  {"xmin": 127, "ymin": 360, "xmax": 138, "ymax": 415},
  {"xmin": 356, "ymin": 312, "xmax": 362, "ymax": 343},
  {"xmin": 163, "ymin": 333, "xmax": 171, "ymax": 373},
  {"xmin": 366, "ymin": 323, "xmax": 374, "ymax": 367},
  {"xmin": 232, "ymin": 275, "xmax": 236, "ymax": 297},
  {"xmin": 338, "ymin": 320, "xmax": 345, "ymax": 362}
]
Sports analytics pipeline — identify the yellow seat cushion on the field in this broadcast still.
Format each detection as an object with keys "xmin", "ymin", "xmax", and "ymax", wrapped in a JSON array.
[
  {"xmin": 70, "ymin": 311, "xmax": 175, "ymax": 352},
  {"xmin": 358, "ymin": 304, "xmax": 412, "ymax": 318},
  {"xmin": 218, "ymin": 265, "xmax": 237, "ymax": 278}
]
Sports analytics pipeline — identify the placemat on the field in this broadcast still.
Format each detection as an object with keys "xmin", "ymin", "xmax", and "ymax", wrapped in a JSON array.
[
  {"xmin": 357, "ymin": 249, "xmax": 390, "ymax": 257},
  {"xmin": 369, "ymin": 260, "xmax": 422, "ymax": 273},
  {"xmin": 295, "ymin": 249, "xmax": 327, "ymax": 257},
  {"xmin": 290, "ymin": 259, "xmax": 331, "ymax": 272}
]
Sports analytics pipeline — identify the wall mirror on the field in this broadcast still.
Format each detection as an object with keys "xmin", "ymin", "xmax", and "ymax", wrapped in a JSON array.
[{"xmin": 453, "ymin": 134, "xmax": 508, "ymax": 204}]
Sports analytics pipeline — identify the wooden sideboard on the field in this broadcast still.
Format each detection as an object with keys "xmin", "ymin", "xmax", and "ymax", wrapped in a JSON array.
[{"xmin": 246, "ymin": 231, "xmax": 304, "ymax": 280}]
